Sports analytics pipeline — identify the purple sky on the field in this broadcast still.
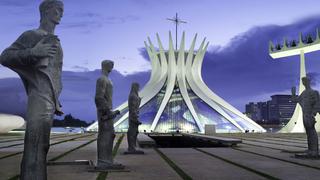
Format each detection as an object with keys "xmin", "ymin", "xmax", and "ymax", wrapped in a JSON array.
[
  {"xmin": 1, "ymin": 0, "xmax": 320, "ymax": 121},
  {"xmin": 1, "ymin": 0, "xmax": 320, "ymax": 76}
]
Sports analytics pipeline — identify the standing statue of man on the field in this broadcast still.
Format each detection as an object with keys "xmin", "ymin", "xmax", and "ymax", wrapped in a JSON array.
[
  {"xmin": 291, "ymin": 77, "xmax": 319, "ymax": 158},
  {"xmin": 125, "ymin": 83, "xmax": 144, "ymax": 154},
  {"xmin": 0, "ymin": 0, "xmax": 64, "ymax": 179},
  {"xmin": 95, "ymin": 60, "xmax": 124, "ymax": 170}
]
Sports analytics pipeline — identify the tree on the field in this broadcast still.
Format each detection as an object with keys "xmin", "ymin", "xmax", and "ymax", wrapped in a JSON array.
[{"xmin": 52, "ymin": 114, "xmax": 90, "ymax": 127}]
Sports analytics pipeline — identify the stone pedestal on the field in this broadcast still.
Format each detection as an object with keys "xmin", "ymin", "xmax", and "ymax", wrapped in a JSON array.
[{"xmin": 205, "ymin": 124, "xmax": 216, "ymax": 135}]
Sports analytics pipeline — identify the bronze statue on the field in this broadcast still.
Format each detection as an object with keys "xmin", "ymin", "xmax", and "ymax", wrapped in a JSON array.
[
  {"xmin": 95, "ymin": 60, "xmax": 124, "ymax": 169},
  {"xmin": 291, "ymin": 77, "xmax": 319, "ymax": 158},
  {"xmin": 0, "ymin": 0, "xmax": 64, "ymax": 179},
  {"xmin": 125, "ymin": 83, "xmax": 144, "ymax": 154}
]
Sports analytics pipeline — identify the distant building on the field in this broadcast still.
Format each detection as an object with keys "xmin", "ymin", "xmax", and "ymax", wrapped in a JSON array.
[
  {"xmin": 245, "ymin": 102, "xmax": 268, "ymax": 123},
  {"xmin": 245, "ymin": 95, "xmax": 296, "ymax": 124},
  {"xmin": 269, "ymin": 95, "xmax": 296, "ymax": 124},
  {"xmin": 245, "ymin": 102, "xmax": 261, "ymax": 121}
]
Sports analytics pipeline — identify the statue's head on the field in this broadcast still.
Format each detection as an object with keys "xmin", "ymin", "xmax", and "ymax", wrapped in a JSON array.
[
  {"xmin": 101, "ymin": 60, "xmax": 114, "ymax": 74},
  {"xmin": 39, "ymin": 0, "xmax": 64, "ymax": 24},
  {"xmin": 302, "ymin": 77, "xmax": 310, "ymax": 87},
  {"xmin": 131, "ymin": 82, "xmax": 140, "ymax": 93}
]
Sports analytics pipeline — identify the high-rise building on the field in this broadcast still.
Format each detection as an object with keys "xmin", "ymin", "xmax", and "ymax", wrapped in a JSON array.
[
  {"xmin": 245, "ymin": 95, "xmax": 296, "ymax": 124},
  {"xmin": 245, "ymin": 102, "xmax": 260, "ymax": 121},
  {"xmin": 269, "ymin": 95, "xmax": 296, "ymax": 125},
  {"xmin": 245, "ymin": 102, "xmax": 268, "ymax": 123},
  {"xmin": 257, "ymin": 102, "xmax": 269, "ymax": 121}
]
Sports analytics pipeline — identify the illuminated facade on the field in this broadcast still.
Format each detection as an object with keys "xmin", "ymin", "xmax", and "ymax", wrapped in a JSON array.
[{"xmin": 87, "ymin": 32, "xmax": 266, "ymax": 133}]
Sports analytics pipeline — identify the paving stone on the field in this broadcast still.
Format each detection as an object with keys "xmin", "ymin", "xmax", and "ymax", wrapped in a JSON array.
[
  {"xmin": 107, "ymin": 135, "xmax": 182, "ymax": 180},
  {"xmin": 160, "ymin": 148, "xmax": 267, "ymax": 180},
  {"xmin": 200, "ymin": 147, "xmax": 320, "ymax": 180},
  {"xmin": 236, "ymin": 144, "xmax": 320, "ymax": 169}
]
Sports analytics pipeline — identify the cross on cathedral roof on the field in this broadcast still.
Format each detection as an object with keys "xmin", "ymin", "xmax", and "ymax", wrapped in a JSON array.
[{"xmin": 167, "ymin": 13, "xmax": 187, "ymax": 50}]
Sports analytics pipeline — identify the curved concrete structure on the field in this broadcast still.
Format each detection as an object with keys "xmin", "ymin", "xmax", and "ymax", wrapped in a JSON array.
[
  {"xmin": 87, "ymin": 32, "xmax": 266, "ymax": 133},
  {"xmin": 0, "ymin": 114, "xmax": 25, "ymax": 133}
]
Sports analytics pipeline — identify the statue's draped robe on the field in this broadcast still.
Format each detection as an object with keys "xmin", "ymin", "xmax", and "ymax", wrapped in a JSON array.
[
  {"xmin": 0, "ymin": 29, "xmax": 63, "ymax": 180},
  {"xmin": 95, "ymin": 75, "xmax": 115, "ymax": 166},
  {"xmin": 127, "ymin": 91, "xmax": 141, "ymax": 151},
  {"xmin": 295, "ymin": 89, "xmax": 320, "ymax": 155}
]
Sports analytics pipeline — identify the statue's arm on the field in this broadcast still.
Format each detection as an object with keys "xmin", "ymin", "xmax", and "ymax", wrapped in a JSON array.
[
  {"xmin": 312, "ymin": 91, "xmax": 320, "ymax": 115},
  {"xmin": 290, "ymin": 95, "xmax": 300, "ymax": 103},
  {"xmin": 95, "ymin": 78, "xmax": 110, "ymax": 114},
  {"xmin": 0, "ymin": 32, "xmax": 37, "ymax": 67}
]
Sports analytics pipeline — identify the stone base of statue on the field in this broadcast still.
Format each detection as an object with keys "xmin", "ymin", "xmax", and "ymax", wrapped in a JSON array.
[
  {"xmin": 47, "ymin": 160, "xmax": 93, "ymax": 166},
  {"xmin": 123, "ymin": 149, "xmax": 145, "ymax": 155},
  {"xmin": 88, "ymin": 161, "xmax": 129, "ymax": 172},
  {"xmin": 282, "ymin": 150, "xmax": 307, "ymax": 153},
  {"xmin": 294, "ymin": 152, "xmax": 320, "ymax": 159}
]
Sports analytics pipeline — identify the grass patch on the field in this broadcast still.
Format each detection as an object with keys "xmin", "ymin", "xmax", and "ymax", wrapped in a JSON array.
[
  {"xmin": 50, "ymin": 133, "xmax": 95, "ymax": 146},
  {"xmin": 49, "ymin": 138, "xmax": 97, "ymax": 161},
  {"xmin": 112, "ymin": 134, "xmax": 124, "ymax": 158},
  {"xmin": 7, "ymin": 174, "xmax": 19, "ymax": 180},
  {"xmin": 0, "ymin": 133, "xmax": 23, "ymax": 137},
  {"xmin": 233, "ymin": 147, "xmax": 320, "ymax": 170},
  {"xmin": 0, "ymin": 134, "xmax": 95, "ymax": 160},
  {"xmin": 0, "ymin": 133, "xmax": 74, "ymax": 144},
  {"xmin": 0, "ymin": 134, "xmax": 90, "ymax": 150},
  {"xmin": 0, "ymin": 152, "xmax": 22, "ymax": 160},
  {"xmin": 6, "ymin": 134, "xmax": 97, "ymax": 179},
  {"xmin": 96, "ymin": 172, "xmax": 108, "ymax": 180},
  {"xmin": 154, "ymin": 148, "xmax": 192, "ymax": 180}
]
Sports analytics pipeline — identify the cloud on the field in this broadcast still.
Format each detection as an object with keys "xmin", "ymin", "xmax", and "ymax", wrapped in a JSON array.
[
  {"xmin": 60, "ymin": 14, "xmax": 140, "ymax": 32},
  {"xmin": 0, "ymin": 0, "xmax": 33, "ymax": 7},
  {"xmin": 2, "ymin": 15, "xmax": 320, "ymax": 120},
  {"xmin": 0, "ymin": 70, "xmax": 149, "ymax": 122},
  {"xmin": 136, "ymin": 15, "xmax": 320, "ymax": 111},
  {"xmin": 131, "ymin": 0, "xmax": 195, "ymax": 8},
  {"xmin": 70, "ymin": 65, "xmax": 90, "ymax": 72},
  {"xmin": 73, "ymin": 12, "xmax": 101, "ymax": 18},
  {"xmin": 61, "ymin": 21, "xmax": 103, "ymax": 29},
  {"xmin": 104, "ymin": 15, "xmax": 140, "ymax": 24},
  {"xmin": 0, "ymin": 78, "xmax": 27, "ymax": 117},
  {"xmin": 198, "ymin": 15, "xmax": 320, "ymax": 110},
  {"xmin": 138, "ymin": 47, "xmax": 150, "ymax": 61},
  {"xmin": 306, "ymin": 72, "xmax": 320, "ymax": 86}
]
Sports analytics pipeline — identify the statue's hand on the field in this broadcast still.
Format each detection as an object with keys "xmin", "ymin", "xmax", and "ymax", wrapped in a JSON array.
[
  {"xmin": 55, "ymin": 109, "xmax": 64, "ymax": 116},
  {"xmin": 109, "ymin": 110, "xmax": 120, "ymax": 120},
  {"xmin": 31, "ymin": 38, "xmax": 58, "ymax": 58},
  {"xmin": 312, "ymin": 111, "xmax": 317, "ymax": 116},
  {"xmin": 114, "ymin": 110, "xmax": 120, "ymax": 115}
]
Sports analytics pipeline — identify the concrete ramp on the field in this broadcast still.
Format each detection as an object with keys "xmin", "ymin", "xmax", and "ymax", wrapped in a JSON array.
[{"xmin": 137, "ymin": 133, "xmax": 156, "ymax": 147}]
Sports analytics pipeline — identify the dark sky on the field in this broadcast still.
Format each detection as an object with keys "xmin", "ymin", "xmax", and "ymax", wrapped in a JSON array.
[
  {"xmin": 2, "ymin": 15, "xmax": 320, "ymax": 122},
  {"xmin": 1, "ymin": 0, "xmax": 320, "ymax": 76},
  {"xmin": 1, "ymin": 1, "xmax": 320, "ymax": 122}
]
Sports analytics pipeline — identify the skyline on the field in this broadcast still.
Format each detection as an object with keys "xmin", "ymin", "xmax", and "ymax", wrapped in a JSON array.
[{"xmin": 2, "ymin": 0, "xmax": 320, "ymax": 121}]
